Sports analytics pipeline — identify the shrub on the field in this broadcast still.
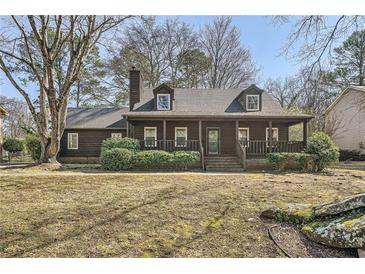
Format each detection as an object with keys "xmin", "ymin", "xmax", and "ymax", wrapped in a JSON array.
[
  {"xmin": 305, "ymin": 132, "xmax": 340, "ymax": 171},
  {"xmin": 101, "ymin": 137, "xmax": 140, "ymax": 152},
  {"xmin": 267, "ymin": 153, "xmax": 287, "ymax": 169},
  {"xmin": 135, "ymin": 150, "xmax": 174, "ymax": 168},
  {"xmin": 339, "ymin": 149, "xmax": 365, "ymax": 161},
  {"xmin": 100, "ymin": 148, "xmax": 134, "ymax": 170},
  {"xmin": 25, "ymin": 134, "xmax": 41, "ymax": 161},
  {"xmin": 3, "ymin": 138, "xmax": 24, "ymax": 162},
  {"xmin": 173, "ymin": 151, "xmax": 200, "ymax": 170},
  {"xmin": 267, "ymin": 152, "xmax": 315, "ymax": 171}
]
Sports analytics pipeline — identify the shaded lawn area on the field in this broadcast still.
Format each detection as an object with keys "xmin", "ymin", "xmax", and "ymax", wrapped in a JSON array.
[{"xmin": 0, "ymin": 168, "xmax": 364, "ymax": 258}]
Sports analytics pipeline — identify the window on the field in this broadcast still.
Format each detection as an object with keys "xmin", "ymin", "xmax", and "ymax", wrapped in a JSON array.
[
  {"xmin": 67, "ymin": 133, "xmax": 78, "ymax": 150},
  {"xmin": 175, "ymin": 127, "xmax": 187, "ymax": 147},
  {"xmin": 246, "ymin": 95, "xmax": 259, "ymax": 111},
  {"xmin": 266, "ymin": 128, "xmax": 279, "ymax": 142},
  {"xmin": 111, "ymin": 133, "xmax": 122, "ymax": 138},
  {"xmin": 157, "ymin": 94, "xmax": 170, "ymax": 110},
  {"xmin": 144, "ymin": 127, "xmax": 157, "ymax": 147},
  {"xmin": 238, "ymin": 128, "xmax": 249, "ymax": 145}
]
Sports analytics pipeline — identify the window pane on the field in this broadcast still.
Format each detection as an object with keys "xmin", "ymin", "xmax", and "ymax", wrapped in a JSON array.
[
  {"xmin": 239, "ymin": 129, "xmax": 248, "ymax": 143},
  {"xmin": 145, "ymin": 128, "xmax": 156, "ymax": 138},
  {"xmin": 68, "ymin": 133, "xmax": 78, "ymax": 149},
  {"xmin": 157, "ymin": 95, "xmax": 170, "ymax": 110},
  {"xmin": 145, "ymin": 128, "xmax": 156, "ymax": 147},
  {"xmin": 175, "ymin": 128, "xmax": 187, "ymax": 146},
  {"xmin": 247, "ymin": 95, "xmax": 258, "ymax": 110}
]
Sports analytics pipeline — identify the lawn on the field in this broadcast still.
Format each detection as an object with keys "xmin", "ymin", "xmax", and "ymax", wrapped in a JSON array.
[{"xmin": 0, "ymin": 166, "xmax": 364, "ymax": 257}]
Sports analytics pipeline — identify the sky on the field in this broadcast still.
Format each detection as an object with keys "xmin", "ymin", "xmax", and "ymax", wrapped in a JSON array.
[{"xmin": 0, "ymin": 16, "xmax": 301, "ymax": 100}]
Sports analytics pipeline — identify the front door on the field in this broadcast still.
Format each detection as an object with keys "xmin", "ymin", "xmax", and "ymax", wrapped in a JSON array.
[{"xmin": 207, "ymin": 128, "xmax": 220, "ymax": 155}]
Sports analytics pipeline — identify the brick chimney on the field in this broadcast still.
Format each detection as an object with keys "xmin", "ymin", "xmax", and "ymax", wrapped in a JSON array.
[{"xmin": 129, "ymin": 67, "xmax": 143, "ymax": 110}]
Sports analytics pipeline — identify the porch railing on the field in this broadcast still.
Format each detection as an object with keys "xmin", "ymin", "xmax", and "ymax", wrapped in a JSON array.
[
  {"xmin": 139, "ymin": 139, "xmax": 200, "ymax": 152},
  {"xmin": 240, "ymin": 140, "xmax": 305, "ymax": 155}
]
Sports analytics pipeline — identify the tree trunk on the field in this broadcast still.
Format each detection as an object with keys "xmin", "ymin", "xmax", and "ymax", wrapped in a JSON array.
[{"xmin": 39, "ymin": 136, "xmax": 60, "ymax": 164}]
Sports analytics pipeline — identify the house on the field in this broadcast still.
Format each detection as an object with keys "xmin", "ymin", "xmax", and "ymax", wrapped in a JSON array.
[
  {"xmin": 58, "ymin": 108, "xmax": 128, "ymax": 163},
  {"xmin": 0, "ymin": 106, "xmax": 7, "ymax": 163},
  {"xmin": 325, "ymin": 86, "xmax": 365, "ymax": 154},
  {"xmin": 59, "ymin": 68, "xmax": 313, "ymax": 169}
]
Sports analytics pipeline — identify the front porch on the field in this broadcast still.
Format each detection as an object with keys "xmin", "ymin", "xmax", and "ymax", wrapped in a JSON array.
[{"xmin": 127, "ymin": 117, "xmax": 310, "ymax": 170}]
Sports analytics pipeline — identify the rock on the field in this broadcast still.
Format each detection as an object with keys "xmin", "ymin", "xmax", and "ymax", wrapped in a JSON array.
[
  {"xmin": 313, "ymin": 193, "xmax": 365, "ymax": 218},
  {"xmin": 261, "ymin": 203, "xmax": 313, "ymax": 224},
  {"xmin": 358, "ymin": 248, "xmax": 365, "ymax": 258},
  {"xmin": 302, "ymin": 213, "xmax": 365, "ymax": 248}
]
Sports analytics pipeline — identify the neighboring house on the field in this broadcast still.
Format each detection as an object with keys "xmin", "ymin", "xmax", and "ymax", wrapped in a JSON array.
[
  {"xmin": 325, "ymin": 86, "xmax": 365, "ymax": 154},
  {"xmin": 59, "ymin": 68, "xmax": 313, "ymax": 169},
  {"xmin": 0, "ymin": 106, "xmax": 7, "ymax": 163}
]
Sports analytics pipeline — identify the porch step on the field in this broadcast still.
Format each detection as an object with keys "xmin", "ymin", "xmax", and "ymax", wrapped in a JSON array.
[{"xmin": 204, "ymin": 155, "xmax": 245, "ymax": 172}]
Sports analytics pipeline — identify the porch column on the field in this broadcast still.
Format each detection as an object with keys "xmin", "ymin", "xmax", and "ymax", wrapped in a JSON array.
[
  {"xmin": 303, "ymin": 120, "xmax": 308, "ymax": 148},
  {"xmin": 163, "ymin": 119, "xmax": 166, "ymax": 150},
  {"xmin": 198, "ymin": 120, "xmax": 202, "ymax": 145},
  {"xmin": 235, "ymin": 120, "xmax": 239, "ymax": 142},
  {"xmin": 268, "ymin": 120, "xmax": 273, "ymax": 153},
  {"xmin": 126, "ymin": 120, "xmax": 129, "ymax": 137}
]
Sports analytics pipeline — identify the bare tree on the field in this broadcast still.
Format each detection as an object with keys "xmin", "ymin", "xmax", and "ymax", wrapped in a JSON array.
[
  {"xmin": 163, "ymin": 18, "xmax": 199, "ymax": 87},
  {"xmin": 0, "ymin": 16, "xmax": 130, "ymax": 164},
  {"xmin": 119, "ymin": 16, "xmax": 169, "ymax": 88},
  {"xmin": 279, "ymin": 16, "xmax": 365, "ymax": 77},
  {"xmin": 0, "ymin": 96, "xmax": 34, "ymax": 137},
  {"xmin": 201, "ymin": 16, "xmax": 257, "ymax": 88},
  {"xmin": 110, "ymin": 16, "xmax": 201, "ymax": 89},
  {"xmin": 264, "ymin": 76, "xmax": 301, "ymax": 109}
]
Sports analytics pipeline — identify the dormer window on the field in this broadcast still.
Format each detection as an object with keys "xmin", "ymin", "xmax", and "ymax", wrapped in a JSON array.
[
  {"xmin": 157, "ymin": 94, "xmax": 171, "ymax": 110},
  {"xmin": 246, "ymin": 95, "xmax": 259, "ymax": 111}
]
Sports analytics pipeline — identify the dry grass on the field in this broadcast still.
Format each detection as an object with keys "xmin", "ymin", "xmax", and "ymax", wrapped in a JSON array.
[{"xmin": 0, "ymin": 167, "xmax": 364, "ymax": 258}]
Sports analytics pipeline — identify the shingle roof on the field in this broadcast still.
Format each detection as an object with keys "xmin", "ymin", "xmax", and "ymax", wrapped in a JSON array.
[
  {"xmin": 66, "ymin": 108, "xmax": 127, "ymax": 129},
  {"xmin": 127, "ymin": 85, "xmax": 312, "ymax": 119}
]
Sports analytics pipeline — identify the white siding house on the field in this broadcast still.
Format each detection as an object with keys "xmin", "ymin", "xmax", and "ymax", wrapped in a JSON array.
[{"xmin": 325, "ymin": 86, "xmax": 365, "ymax": 154}]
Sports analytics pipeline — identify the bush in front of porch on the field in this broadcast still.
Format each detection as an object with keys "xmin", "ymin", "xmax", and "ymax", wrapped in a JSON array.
[
  {"xmin": 100, "ymin": 137, "xmax": 200, "ymax": 171},
  {"xmin": 267, "ymin": 152, "xmax": 315, "ymax": 171},
  {"xmin": 267, "ymin": 132, "xmax": 340, "ymax": 172},
  {"xmin": 101, "ymin": 137, "xmax": 140, "ymax": 151}
]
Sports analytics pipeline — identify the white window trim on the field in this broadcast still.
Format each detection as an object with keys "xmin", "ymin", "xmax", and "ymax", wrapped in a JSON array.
[
  {"xmin": 111, "ymin": 132, "xmax": 122, "ymax": 138},
  {"xmin": 67, "ymin": 133, "xmax": 78, "ymax": 150},
  {"xmin": 246, "ymin": 94, "xmax": 260, "ymax": 111},
  {"xmin": 175, "ymin": 127, "xmax": 188, "ymax": 147},
  {"xmin": 144, "ymin": 127, "xmax": 157, "ymax": 147},
  {"xmin": 266, "ymin": 128, "xmax": 279, "ymax": 143},
  {"xmin": 156, "ymin": 94, "xmax": 171, "ymax": 110},
  {"xmin": 238, "ymin": 127, "xmax": 250, "ymax": 144}
]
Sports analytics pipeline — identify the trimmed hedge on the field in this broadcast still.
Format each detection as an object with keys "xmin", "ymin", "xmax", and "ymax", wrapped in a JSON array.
[
  {"xmin": 173, "ymin": 151, "xmax": 200, "ymax": 170},
  {"xmin": 339, "ymin": 149, "xmax": 365, "ymax": 161},
  {"xmin": 101, "ymin": 137, "xmax": 140, "ymax": 152},
  {"xmin": 100, "ymin": 137, "xmax": 200, "ymax": 171},
  {"xmin": 135, "ymin": 150, "xmax": 174, "ymax": 168},
  {"xmin": 267, "ymin": 152, "xmax": 315, "ymax": 171},
  {"xmin": 100, "ymin": 148, "xmax": 135, "ymax": 170}
]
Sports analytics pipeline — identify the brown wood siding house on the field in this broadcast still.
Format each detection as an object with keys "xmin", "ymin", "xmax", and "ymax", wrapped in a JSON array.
[
  {"xmin": 58, "ymin": 108, "xmax": 127, "ymax": 163},
  {"xmin": 59, "ymin": 68, "xmax": 313, "ymax": 168}
]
